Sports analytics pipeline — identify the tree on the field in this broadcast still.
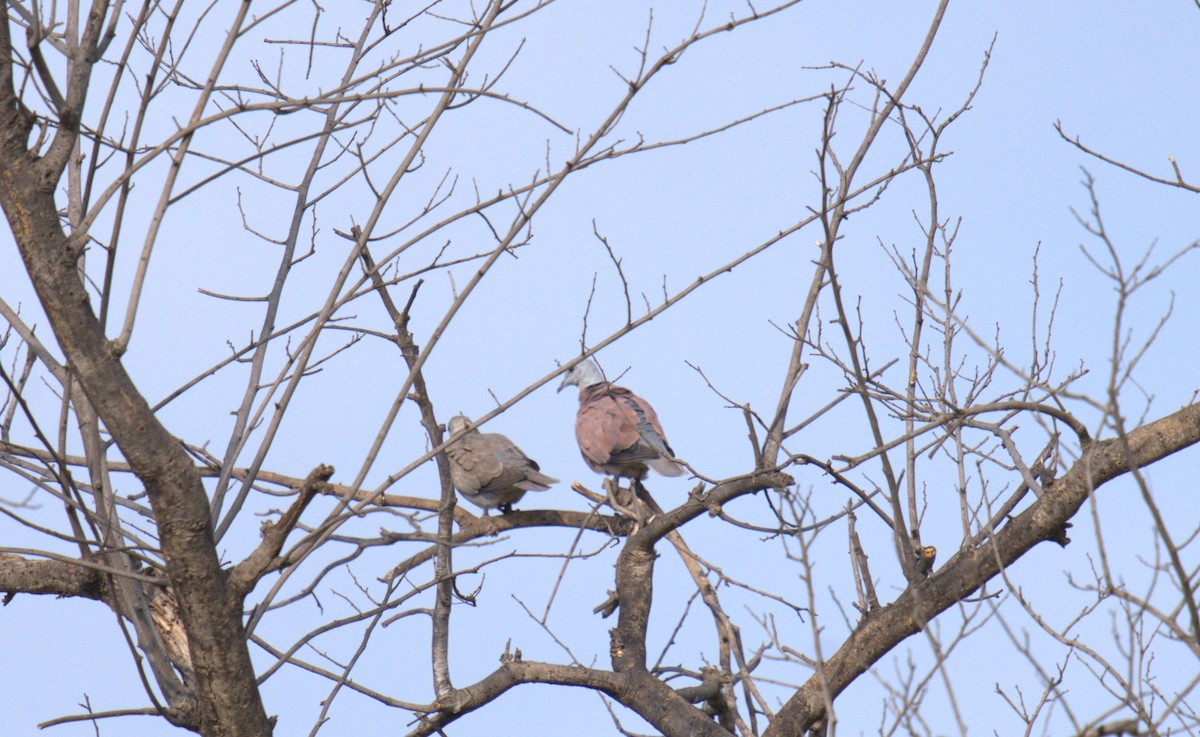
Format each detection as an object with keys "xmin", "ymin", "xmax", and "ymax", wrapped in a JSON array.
[{"xmin": 2, "ymin": 1, "xmax": 1198, "ymax": 736}]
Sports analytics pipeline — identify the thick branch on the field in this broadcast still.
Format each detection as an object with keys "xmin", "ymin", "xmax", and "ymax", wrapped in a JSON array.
[
  {"xmin": 0, "ymin": 72, "xmax": 273, "ymax": 737},
  {"xmin": 407, "ymin": 660, "xmax": 733, "ymax": 737},
  {"xmin": 229, "ymin": 464, "xmax": 333, "ymax": 597},
  {"xmin": 0, "ymin": 553, "xmax": 109, "ymax": 602},
  {"xmin": 764, "ymin": 402, "xmax": 1200, "ymax": 736}
]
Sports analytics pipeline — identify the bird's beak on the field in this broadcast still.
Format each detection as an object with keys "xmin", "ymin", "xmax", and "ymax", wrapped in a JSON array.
[{"xmin": 556, "ymin": 374, "xmax": 570, "ymax": 393}]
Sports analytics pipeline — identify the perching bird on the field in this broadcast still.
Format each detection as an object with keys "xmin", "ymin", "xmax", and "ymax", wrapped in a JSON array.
[
  {"xmin": 914, "ymin": 545, "xmax": 937, "ymax": 577},
  {"xmin": 557, "ymin": 359, "xmax": 684, "ymax": 481},
  {"xmin": 445, "ymin": 415, "xmax": 558, "ymax": 515}
]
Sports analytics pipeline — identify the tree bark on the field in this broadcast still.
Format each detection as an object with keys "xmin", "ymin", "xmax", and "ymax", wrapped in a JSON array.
[
  {"xmin": 763, "ymin": 401, "xmax": 1200, "ymax": 736},
  {"xmin": 0, "ymin": 554, "xmax": 109, "ymax": 601},
  {"xmin": 0, "ymin": 15, "xmax": 272, "ymax": 735}
]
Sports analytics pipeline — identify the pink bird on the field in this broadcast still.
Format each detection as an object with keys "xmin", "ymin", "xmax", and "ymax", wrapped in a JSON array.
[{"xmin": 557, "ymin": 359, "xmax": 684, "ymax": 481}]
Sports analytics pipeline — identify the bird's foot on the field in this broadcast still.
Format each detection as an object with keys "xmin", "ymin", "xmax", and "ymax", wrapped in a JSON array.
[{"xmin": 604, "ymin": 478, "xmax": 641, "ymax": 521}]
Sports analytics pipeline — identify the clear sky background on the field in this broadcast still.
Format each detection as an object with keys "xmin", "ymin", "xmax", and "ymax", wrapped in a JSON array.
[{"xmin": 2, "ymin": 1, "xmax": 1199, "ymax": 735}]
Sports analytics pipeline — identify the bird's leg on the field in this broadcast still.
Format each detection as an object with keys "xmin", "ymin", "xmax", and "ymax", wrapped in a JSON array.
[
  {"xmin": 477, "ymin": 510, "xmax": 502, "ymax": 536},
  {"xmin": 478, "ymin": 506, "xmax": 505, "ymax": 535},
  {"xmin": 604, "ymin": 477, "xmax": 642, "ymax": 523},
  {"xmin": 499, "ymin": 502, "xmax": 514, "ymax": 515}
]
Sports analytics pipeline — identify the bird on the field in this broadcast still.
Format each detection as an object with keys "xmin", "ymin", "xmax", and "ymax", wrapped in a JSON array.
[
  {"xmin": 914, "ymin": 545, "xmax": 937, "ymax": 577},
  {"xmin": 444, "ymin": 415, "xmax": 558, "ymax": 515},
  {"xmin": 557, "ymin": 358, "xmax": 684, "ymax": 482}
]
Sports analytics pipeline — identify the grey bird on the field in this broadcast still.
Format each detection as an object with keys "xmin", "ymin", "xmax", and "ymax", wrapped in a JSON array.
[
  {"xmin": 557, "ymin": 359, "xmax": 685, "ymax": 481},
  {"xmin": 445, "ymin": 414, "xmax": 558, "ymax": 514}
]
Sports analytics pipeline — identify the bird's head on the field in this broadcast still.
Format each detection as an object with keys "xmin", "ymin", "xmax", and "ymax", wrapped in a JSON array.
[
  {"xmin": 447, "ymin": 415, "xmax": 474, "ymax": 435},
  {"xmin": 557, "ymin": 358, "xmax": 605, "ymax": 393}
]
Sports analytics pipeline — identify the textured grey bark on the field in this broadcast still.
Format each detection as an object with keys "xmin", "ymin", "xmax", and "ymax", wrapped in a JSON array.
[{"xmin": 0, "ymin": 6, "xmax": 272, "ymax": 734}]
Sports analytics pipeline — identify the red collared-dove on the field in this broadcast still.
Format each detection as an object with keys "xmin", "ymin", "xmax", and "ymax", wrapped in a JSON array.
[
  {"xmin": 445, "ymin": 415, "xmax": 558, "ymax": 515},
  {"xmin": 557, "ymin": 359, "xmax": 685, "ymax": 480}
]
